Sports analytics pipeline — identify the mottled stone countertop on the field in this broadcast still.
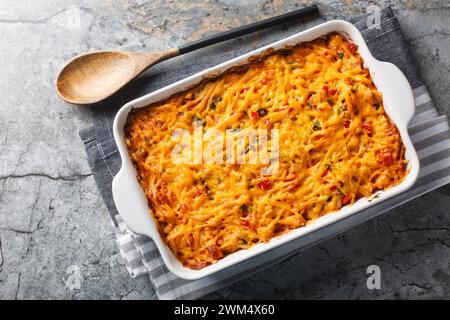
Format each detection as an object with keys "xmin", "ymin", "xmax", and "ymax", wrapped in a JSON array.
[{"xmin": 0, "ymin": 0, "xmax": 449, "ymax": 299}]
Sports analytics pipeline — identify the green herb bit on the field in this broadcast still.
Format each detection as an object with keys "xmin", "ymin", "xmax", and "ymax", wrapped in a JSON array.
[
  {"xmin": 338, "ymin": 105, "xmax": 347, "ymax": 114},
  {"xmin": 257, "ymin": 108, "xmax": 268, "ymax": 117},
  {"xmin": 210, "ymin": 96, "xmax": 222, "ymax": 110},
  {"xmin": 313, "ymin": 120, "xmax": 322, "ymax": 131},
  {"xmin": 240, "ymin": 204, "xmax": 249, "ymax": 213},
  {"xmin": 192, "ymin": 116, "xmax": 203, "ymax": 125}
]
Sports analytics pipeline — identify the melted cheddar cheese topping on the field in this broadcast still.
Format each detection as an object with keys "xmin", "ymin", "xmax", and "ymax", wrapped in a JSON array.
[{"xmin": 125, "ymin": 33, "xmax": 407, "ymax": 270}]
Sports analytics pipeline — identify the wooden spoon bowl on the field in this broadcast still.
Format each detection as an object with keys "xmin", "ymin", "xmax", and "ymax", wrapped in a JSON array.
[{"xmin": 55, "ymin": 49, "xmax": 178, "ymax": 104}]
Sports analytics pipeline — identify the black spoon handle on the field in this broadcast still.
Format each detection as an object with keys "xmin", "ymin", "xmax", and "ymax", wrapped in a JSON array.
[{"xmin": 177, "ymin": 5, "xmax": 319, "ymax": 55}]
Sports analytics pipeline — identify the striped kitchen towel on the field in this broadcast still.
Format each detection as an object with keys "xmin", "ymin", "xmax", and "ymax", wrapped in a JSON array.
[{"xmin": 80, "ymin": 7, "xmax": 450, "ymax": 299}]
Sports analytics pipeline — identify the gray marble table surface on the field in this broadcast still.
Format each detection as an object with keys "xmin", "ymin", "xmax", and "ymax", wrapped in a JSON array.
[{"xmin": 0, "ymin": 0, "xmax": 449, "ymax": 299}]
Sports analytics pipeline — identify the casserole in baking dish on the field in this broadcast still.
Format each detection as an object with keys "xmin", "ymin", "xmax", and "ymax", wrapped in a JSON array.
[{"xmin": 113, "ymin": 20, "xmax": 419, "ymax": 280}]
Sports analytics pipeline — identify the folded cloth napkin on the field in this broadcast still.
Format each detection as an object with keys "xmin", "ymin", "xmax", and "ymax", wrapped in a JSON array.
[{"xmin": 80, "ymin": 7, "xmax": 450, "ymax": 299}]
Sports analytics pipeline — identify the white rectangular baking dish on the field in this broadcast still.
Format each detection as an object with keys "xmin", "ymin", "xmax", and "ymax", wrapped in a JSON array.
[{"xmin": 112, "ymin": 20, "xmax": 420, "ymax": 280}]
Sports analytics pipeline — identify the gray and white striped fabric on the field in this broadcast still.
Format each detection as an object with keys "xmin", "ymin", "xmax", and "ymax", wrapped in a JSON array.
[{"xmin": 80, "ymin": 7, "xmax": 450, "ymax": 299}]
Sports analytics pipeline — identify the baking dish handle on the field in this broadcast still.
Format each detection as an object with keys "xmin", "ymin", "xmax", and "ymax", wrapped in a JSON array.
[
  {"xmin": 375, "ymin": 61, "xmax": 416, "ymax": 127},
  {"xmin": 112, "ymin": 166, "xmax": 156, "ymax": 237}
]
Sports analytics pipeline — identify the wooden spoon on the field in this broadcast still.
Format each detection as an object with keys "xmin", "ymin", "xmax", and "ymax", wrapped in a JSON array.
[{"xmin": 55, "ymin": 5, "xmax": 318, "ymax": 105}]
